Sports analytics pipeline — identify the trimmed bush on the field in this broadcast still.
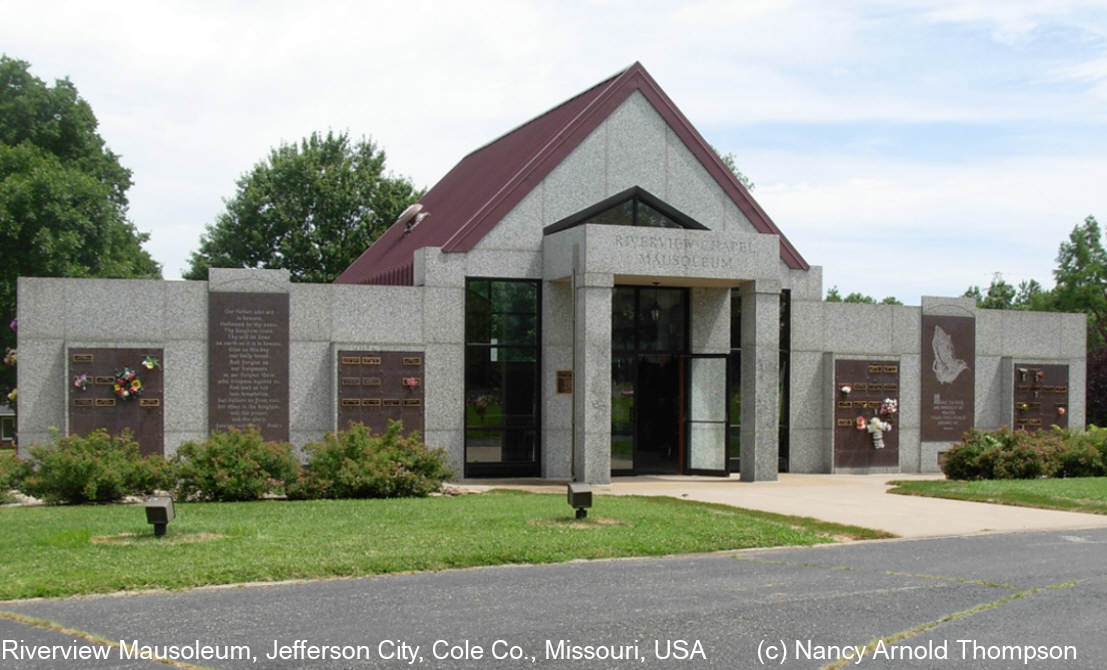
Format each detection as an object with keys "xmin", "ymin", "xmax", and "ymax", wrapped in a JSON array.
[
  {"xmin": 19, "ymin": 429, "xmax": 173, "ymax": 504},
  {"xmin": 288, "ymin": 421, "xmax": 453, "ymax": 499},
  {"xmin": 174, "ymin": 427, "xmax": 298, "ymax": 502},
  {"xmin": 0, "ymin": 452, "xmax": 27, "ymax": 503},
  {"xmin": 943, "ymin": 426, "xmax": 1106, "ymax": 480}
]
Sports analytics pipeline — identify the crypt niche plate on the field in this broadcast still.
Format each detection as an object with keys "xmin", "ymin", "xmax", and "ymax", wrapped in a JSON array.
[
  {"xmin": 1013, "ymin": 363, "xmax": 1068, "ymax": 431},
  {"xmin": 68, "ymin": 347, "xmax": 164, "ymax": 456},
  {"xmin": 834, "ymin": 359, "xmax": 900, "ymax": 469},
  {"xmin": 337, "ymin": 351, "xmax": 425, "ymax": 435}
]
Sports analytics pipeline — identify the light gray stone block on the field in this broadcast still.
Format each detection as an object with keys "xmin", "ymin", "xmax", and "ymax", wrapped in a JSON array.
[
  {"xmin": 290, "ymin": 284, "xmax": 335, "ymax": 341},
  {"xmin": 664, "ymin": 126, "xmax": 724, "ymax": 229},
  {"xmin": 543, "ymin": 429, "xmax": 572, "ymax": 479},
  {"xmin": 65, "ymin": 280, "xmax": 166, "ymax": 341},
  {"xmin": 16, "ymin": 278, "xmax": 67, "ymax": 338},
  {"xmin": 821, "ymin": 303, "xmax": 895, "ymax": 354},
  {"xmin": 424, "ymin": 344, "xmax": 463, "ymax": 432},
  {"xmin": 1060, "ymin": 314, "xmax": 1087, "ymax": 358},
  {"xmin": 891, "ymin": 307, "xmax": 921, "ymax": 355},
  {"xmin": 789, "ymin": 351, "xmax": 825, "ymax": 430},
  {"xmin": 473, "ymin": 187, "xmax": 544, "ymax": 252},
  {"xmin": 690, "ymin": 287, "xmax": 729, "ymax": 353},
  {"xmin": 16, "ymin": 338, "xmax": 65, "ymax": 435},
  {"xmin": 330, "ymin": 286, "xmax": 423, "ymax": 344},
  {"xmin": 464, "ymin": 250, "xmax": 543, "ymax": 279},
  {"xmin": 207, "ymin": 268, "xmax": 290, "ymax": 292},
  {"xmin": 543, "ymin": 126, "xmax": 606, "ymax": 225},
  {"xmin": 1068, "ymin": 360, "xmax": 1087, "ymax": 428},
  {"xmin": 788, "ymin": 428, "xmax": 830, "ymax": 473},
  {"xmin": 543, "ymin": 281, "xmax": 573, "ymax": 347},
  {"xmin": 423, "ymin": 287, "xmax": 465, "ymax": 345},
  {"xmin": 788, "ymin": 300, "xmax": 823, "ymax": 352},
  {"xmin": 920, "ymin": 442, "xmax": 951, "ymax": 473},
  {"xmin": 921, "ymin": 296, "xmax": 975, "ymax": 316},
  {"xmin": 424, "ymin": 430, "xmax": 462, "ymax": 478},
  {"xmin": 975, "ymin": 309, "xmax": 1003, "ymax": 357},
  {"xmin": 289, "ymin": 341, "xmax": 331, "ymax": 433},
  {"xmin": 722, "ymin": 199, "xmax": 755, "ymax": 235},
  {"xmin": 974, "ymin": 355, "xmax": 1005, "ymax": 430},
  {"xmin": 415, "ymin": 247, "xmax": 467, "ymax": 288},
  {"xmin": 1000, "ymin": 311, "xmax": 1060, "ymax": 358},
  {"xmin": 897, "ymin": 427, "xmax": 921, "ymax": 472},
  {"xmin": 163, "ymin": 341, "xmax": 207, "ymax": 432},
  {"xmin": 164, "ymin": 281, "xmax": 208, "ymax": 341},
  {"xmin": 605, "ymin": 91, "xmax": 667, "ymax": 197},
  {"xmin": 784, "ymin": 265, "xmax": 823, "ymax": 301},
  {"xmin": 740, "ymin": 281, "xmax": 779, "ymax": 481}
]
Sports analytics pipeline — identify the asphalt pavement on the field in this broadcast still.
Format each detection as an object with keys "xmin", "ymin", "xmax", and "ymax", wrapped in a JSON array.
[{"xmin": 2, "ymin": 528, "xmax": 1105, "ymax": 669}]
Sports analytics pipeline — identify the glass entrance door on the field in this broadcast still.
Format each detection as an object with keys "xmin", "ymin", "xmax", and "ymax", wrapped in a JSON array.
[{"xmin": 611, "ymin": 286, "xmax": 688, "ymax": 475}]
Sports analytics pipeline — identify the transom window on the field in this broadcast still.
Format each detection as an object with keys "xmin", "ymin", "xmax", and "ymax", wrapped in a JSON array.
[{"xmin": 543, "ymin": 186, "xmax": 709, "ymax": 236}]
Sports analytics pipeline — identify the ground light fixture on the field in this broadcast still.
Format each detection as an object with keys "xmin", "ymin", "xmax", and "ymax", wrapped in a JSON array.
[
  {"xmin": 567, "ymin": 482, "xmax": 592, "ymax": 519},
  {"xmin": 145, "ymin": 496, "xmax": 175, "ymax": 537}
]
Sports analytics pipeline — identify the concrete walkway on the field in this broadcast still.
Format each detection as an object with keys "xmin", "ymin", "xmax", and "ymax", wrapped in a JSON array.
[{"xmin": 465, "ymin": 473, "xmax": 1107, "ymax": 538}]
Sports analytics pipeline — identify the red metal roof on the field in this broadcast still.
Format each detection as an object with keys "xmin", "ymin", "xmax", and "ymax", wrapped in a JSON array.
[{"xmin": 336, "ymin": 62, "xmax": 808, "ymax": 285}]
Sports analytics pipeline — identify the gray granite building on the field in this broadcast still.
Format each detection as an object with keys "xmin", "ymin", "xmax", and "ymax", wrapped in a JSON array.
[{"xmin": 16, "ymin": 63, "xmax": 1086, "ymax": 483}]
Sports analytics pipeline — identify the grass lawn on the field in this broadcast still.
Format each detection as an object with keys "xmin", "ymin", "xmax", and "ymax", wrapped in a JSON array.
[
  {"xmin": 0, "ymin": 490, "xmax": 889, "ymax": 600},
  {"xmin": 887, "ymin": 477, "xmax": 1107, "ymax": 515}
]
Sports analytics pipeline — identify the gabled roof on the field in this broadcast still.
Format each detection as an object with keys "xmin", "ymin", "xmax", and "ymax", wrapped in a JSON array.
[{"xmin": 336, "ymin": 62, "xmax": 808, "ymax": 285}]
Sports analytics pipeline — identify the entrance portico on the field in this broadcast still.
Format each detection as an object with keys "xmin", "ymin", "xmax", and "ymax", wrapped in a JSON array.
[{"xmin": 544, "ymin": 222, "xmax": 782, "ymax": 483}]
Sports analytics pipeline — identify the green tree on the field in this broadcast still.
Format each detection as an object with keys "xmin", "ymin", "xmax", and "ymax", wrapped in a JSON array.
[
  {"xmin": 718, "ymin": 151, "xmax": 755, "ymax": 191},
  {"xmin": 185, "ymin": 131, "xmax": 421, "ymax": 283},
  {"xmin": 1052, "ymin": 215, "xmax": 1107, "ymax": 348},
  {"xmin": 824, "ymin": 286, "xmax": 901, "ymax": 304},
  {"xmin": 964, "ymin": 273, "xmax": 1017, "ymax": 309},
  {"xmin": 0, "ymin": 55, "xmax": 159, "ymax": 399}
]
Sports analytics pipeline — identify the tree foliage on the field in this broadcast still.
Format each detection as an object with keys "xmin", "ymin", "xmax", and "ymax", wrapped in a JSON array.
[
  {"xmin": 0, "ymin": 55, "xmax": 160, "ymax": 398},
  {"xmin": 718, "ymin": 151, "xmax": 755, "ymax": 191},
  {"xmin": 825, "ymin": 286, "xmax": 902, "ymax": 305},
  {"xmin": 185, "ymin": 131, "xmax": 421, "ymax": 283}
]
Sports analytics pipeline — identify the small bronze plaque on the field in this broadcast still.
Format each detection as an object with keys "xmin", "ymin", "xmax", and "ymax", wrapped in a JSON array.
[
  {"xmin": 341, "ymin": 377, "xmax": 361, "ymax": 386},
  {"xmin": 852, "ymin": 383, "xmax": 866, "ymax": 392},
  {"xmin": 556, "ymin": 370, "xmax": 573, "ymax": 394},
  {"xmin": 403, "ymin": 399, "xmax": 422, "ymax": 407},
  {"xmin": 882, "ymin": 365, "xmax": 898, "ymax": 373},
  {"xmin": 363, "ymin": 377, "xmax": 381, "ymax": 386},
  {"xmin": 868, "ymin": 365, "xmax": 882, "ymax": 374},
  {"xmin": 72, "ymin": 353, "xmax": 94, "ymax": 363},
  {"xmin": 836, "ymin": 418, "xmax": 853, "ymax": 427},
  {"xmin": 402, "ymin": 357, "xmax": 422, "ymax": 367},
  {"xmin": 94, "ymin": 376, "xmax": 114, "ymax": 385},
  {"xmin": 74, "ymin": 398, "xmax": 94, "ymax": 407},
  {"xmin": 139, "ymin": 398, "xmax": 160, "ymax": 408},
  {"xmin": 383, "ymin": 398, "xmax": 401, "ymax": 407},
  {"xmin": 341, "ymin": 398, "xmax": 361, "ymax": 407},
  {"xmin": 340, "ymin": 356, "xmax": 361, "ymax": 365},
  {"xmin": 95, "ymin": 398, "xmax": 116, "ymax": 407},
  {"xmin": 362, "ymin": 356, "xmax": 381, "ymax": 365},
  {"xmin": 883, "ymin": 384, "xmax": 898, "ymax": 392},
  {"xmin": 363, "ymin": 398, "xmax": 382, "ymax": 407}
]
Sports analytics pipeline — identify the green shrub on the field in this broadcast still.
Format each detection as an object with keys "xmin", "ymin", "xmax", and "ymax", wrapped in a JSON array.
[
  {"xmin": 288, "ymin": 422, "xmax": 453, "ymax": 499},
  {"xmin": 174, "ymin": 427, "xmax": 298, "ymax": 502},
  {"xmin": 942, "ymin": 429, "xmax": 996, "ymax": 480},
  {"xmin": 19, "ymin": 429, "xmax": 173, "ymax": 504},
  {"xmin": 1048, "ymin": 427, "xmax": 1106, "ymax": 477},
  {"xmin": 0, "ymin": 452, "xmax": 28, "ymax": 503}
]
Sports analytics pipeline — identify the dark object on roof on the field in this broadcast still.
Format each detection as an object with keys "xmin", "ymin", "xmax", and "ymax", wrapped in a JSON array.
[{"xmin": 336, "ymin": 62, "xmax": 807, "ymax": 286}]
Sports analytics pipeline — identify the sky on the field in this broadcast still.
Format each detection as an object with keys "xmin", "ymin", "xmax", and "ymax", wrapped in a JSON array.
[{"xmin": 3, "ymin": 0, "xmax": 1106, "ymax": 304}]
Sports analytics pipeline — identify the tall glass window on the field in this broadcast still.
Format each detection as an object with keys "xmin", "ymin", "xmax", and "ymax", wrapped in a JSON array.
[
  {"xmin": 465, "ymin": 279, "xmax": 540, "ymax": 477},
  {"xmin": 727, "ymin": 288, "xmax": 791, "ymax": 473}
]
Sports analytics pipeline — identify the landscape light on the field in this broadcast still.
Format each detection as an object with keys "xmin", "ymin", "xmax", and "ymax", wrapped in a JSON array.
[
  {"xmin": 145, "ymin": 496, "xmax": 175, "ymax": 537},
  {"xmin": 567, "ymin": 482, "xmax": 592, "ymax": 520}
]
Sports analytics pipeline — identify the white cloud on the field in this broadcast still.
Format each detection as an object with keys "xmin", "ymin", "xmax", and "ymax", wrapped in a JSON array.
[{"xmin": 2, "ymin": 1, "xmax": 1105, "ymax": 284}]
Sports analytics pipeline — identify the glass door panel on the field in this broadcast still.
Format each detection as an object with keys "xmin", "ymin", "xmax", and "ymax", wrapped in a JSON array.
[{"xmin": 686, "ymin": 354, "xmax": 728, "ymax": 474}]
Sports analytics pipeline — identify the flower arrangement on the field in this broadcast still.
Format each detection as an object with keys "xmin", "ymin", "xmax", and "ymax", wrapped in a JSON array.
[
  {"xmin": 402, "ymin": 376, "xmax": 420, "ymax": 388},
  {"xmin": 855, "ymin": 416, "xmax": 866, "ymax": 430},
  {"xmin": 6, "ymin": 388, "xmax": 15, "ymax": 403},
  {"xmin": 840, "ymin": 385, "xmax": 852, "ymax": 396},
  {"xmin": 879, "ymin": 397, "xmax": 898, "ymax": 417},
  {"xmin": 864, "ymin": 416, "xmax": 893, "ymax": 449},
  {"xmin": 2, "ymin": 347, "xmax": 15, "ymax": 366},
  {"xmin": 142, "ymin": 355, "xmax": 160, "ymax": 370},
  {"xmin": 113, "ymin": 367, "xmax": 143, "ymax": 400},
  {"xmin": 1017, "ymin": 402, "xmax": 1029, "ymax": 411},
  {"xmin": 73, "ymin": 373, "xmax": 89, "ymax": 390},
  {"xmin": 1058, "ymin": 407, "xmax": 1067, "ymax": 416},
  {"xmin": 1036, "ymin": 370, "xmax": 1045, "ymax": 380}
]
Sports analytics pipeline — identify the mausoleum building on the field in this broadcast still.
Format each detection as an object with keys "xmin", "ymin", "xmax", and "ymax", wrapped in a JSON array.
[{"xmin": 16, "ymin": 63, "xmax": 1086, "ymax": 483}]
